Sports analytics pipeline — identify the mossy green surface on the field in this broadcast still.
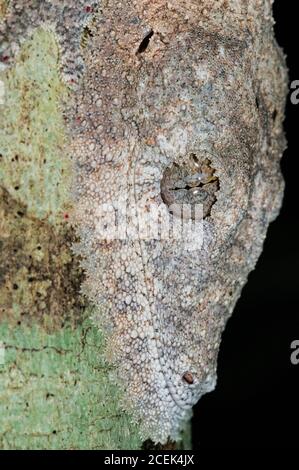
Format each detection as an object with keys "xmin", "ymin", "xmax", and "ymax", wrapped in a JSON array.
[
  {"xmin": 0, "ymin": 317, "xmax": 142, "ymax": 450},
  {"xmin": 0, "ymin": 28, "xmax": 71, "ymax": 225}
]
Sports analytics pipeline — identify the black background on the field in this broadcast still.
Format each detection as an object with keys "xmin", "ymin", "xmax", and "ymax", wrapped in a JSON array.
[{"xmin": 192, "ymin": 0, "xmax": 299, "ymax": 450}]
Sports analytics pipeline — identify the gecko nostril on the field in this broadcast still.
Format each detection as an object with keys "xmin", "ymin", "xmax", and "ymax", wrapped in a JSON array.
[
  {"xmin": 182, "ymin": 371, "xmax": 194, "ymax": 384},
  {"xmin": 137, "ymin": 30, "xmax": 154, "ymax": 54}
]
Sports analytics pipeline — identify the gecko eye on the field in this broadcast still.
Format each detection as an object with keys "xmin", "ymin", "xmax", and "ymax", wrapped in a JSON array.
[
  {"xmin": 182, "ymin": 371, "xmax": 194, "ymax": 384},
  {"xmin": 160, "ymin": 154, "xmax": 219, "ymax": 220}
]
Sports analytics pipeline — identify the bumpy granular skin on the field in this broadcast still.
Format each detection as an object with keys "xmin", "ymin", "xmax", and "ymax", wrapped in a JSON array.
[
  {"xmin": 71, "ymin": 0, "xmax": 288, "ymax": 443},
  {"xmin": 1, "ymin": 1, "xmax": 288, "ymax": 444}
]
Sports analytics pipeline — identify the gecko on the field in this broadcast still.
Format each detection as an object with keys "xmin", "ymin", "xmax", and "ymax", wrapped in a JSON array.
[{"xmin": 1, "ymin": 0, "xmax": 288, "ymax": 444}]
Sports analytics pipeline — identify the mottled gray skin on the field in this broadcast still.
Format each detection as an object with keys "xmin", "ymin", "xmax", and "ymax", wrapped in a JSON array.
[
  {"xmin": 1, "ymin": 0, "xmax": 288, "ymax": 444},
  {"xmin": 72, "ymin": 0, "xmax": 287, "ymax": 443}
]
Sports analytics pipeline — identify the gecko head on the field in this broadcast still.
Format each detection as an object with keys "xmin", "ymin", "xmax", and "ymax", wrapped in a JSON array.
[{"xmin": 73, "ymin": 10, "xmax": 287, "ymax": 444}]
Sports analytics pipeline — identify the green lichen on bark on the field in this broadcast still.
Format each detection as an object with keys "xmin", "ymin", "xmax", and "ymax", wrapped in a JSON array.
[
  {"xmin": 0, "ymin": 316, "xmax": 142, "ymax": 450},
  {"xmin": 0, "ymin": 28, "xmax": 71, "ymax": 224},
  {"xmin": 0, "ymin": 27, "xmax": 143, "ymax": 449},
  {"xmin": 0, "ymin": 28, "xmax": 86, "ymax": 329}
]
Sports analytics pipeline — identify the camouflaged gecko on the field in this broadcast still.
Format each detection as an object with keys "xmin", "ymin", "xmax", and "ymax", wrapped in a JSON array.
[{"xmin": 1, "ymin": 0, "xmax": 288, "ymax": 444}]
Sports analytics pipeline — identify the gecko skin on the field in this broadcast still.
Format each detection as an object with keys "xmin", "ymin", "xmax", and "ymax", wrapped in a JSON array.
[
  {"xmin": 71, "ymin": 0, "xmax": 287, "ymax": 443},
  {"xmin": 1, "ymin": 1, "xmax": 288, "ymax": 444}
]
